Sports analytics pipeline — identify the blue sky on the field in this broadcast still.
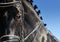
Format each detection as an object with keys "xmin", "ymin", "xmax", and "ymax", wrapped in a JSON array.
[{"xmin": 33, "ymin": 0, "xmax": 60, "ymax": 40}]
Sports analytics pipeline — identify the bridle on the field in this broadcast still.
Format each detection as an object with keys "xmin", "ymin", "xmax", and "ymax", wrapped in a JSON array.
[
  {"xmin": 0, "ymin": 1, "xmax": 20, "ymax": 7},
  {"xmin": 0, "ymin": 35, "xmax": 20, "ymax": 42},
  {"xmin": 0, "ymin": 23, "xmax": 40, "ymax": 42},
  {"xmin": 0, "ymin": 0, "xmax": 40, "ymax": 42}
]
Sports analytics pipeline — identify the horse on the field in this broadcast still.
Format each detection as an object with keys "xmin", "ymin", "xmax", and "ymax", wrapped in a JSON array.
[
  {"xmin": 0, "ymin": 0, "xmax": 40, "ymax": 42},
  {"xmin": 0, "ymin": 0, "xmax": 58, "ymax": 42}
]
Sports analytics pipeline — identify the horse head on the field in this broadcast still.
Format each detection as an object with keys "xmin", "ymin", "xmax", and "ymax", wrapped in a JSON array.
[{"xmin": 0, "ymin": 0, "xmax": 24, "ymax": 42}]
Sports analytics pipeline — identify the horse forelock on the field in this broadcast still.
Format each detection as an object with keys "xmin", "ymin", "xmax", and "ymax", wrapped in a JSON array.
[{"xmin": 0, "ymin": 6, "xmax": 20, "ymax": 36}]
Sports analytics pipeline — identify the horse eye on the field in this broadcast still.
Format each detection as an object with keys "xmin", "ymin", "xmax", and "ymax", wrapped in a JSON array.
[
  {"xmin": 16, "ymin": 14, "xmax": 22, "ymax": 19},
  {"xmin": 17, "ymin": 16, "xmax": 21, "ymax": 19}
]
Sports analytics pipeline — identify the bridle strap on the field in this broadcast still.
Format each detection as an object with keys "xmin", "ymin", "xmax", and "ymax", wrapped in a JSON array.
[
  {"xmin": 22, "ymin": 23, "xmax": 40, "ymax": 41},
  {"xmin": 0, "ymin": 35, "xmax": 20, "ymax": 41},
  {"xmin": 0, "ymin": 1, "xmax": 21, "ymax": 7},
  {"xmin": 0, "ymin": 1, "xmax": 20, "ymax": 5},
  {"xmin": 0, "ymin": 35, "xmax": 20, "ymax": 42}
]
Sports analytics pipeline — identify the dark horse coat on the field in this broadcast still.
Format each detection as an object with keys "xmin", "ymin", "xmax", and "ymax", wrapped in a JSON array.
[{"xmin": 0, "ymin": 0, "xmax": 58, "ymax": 42}]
